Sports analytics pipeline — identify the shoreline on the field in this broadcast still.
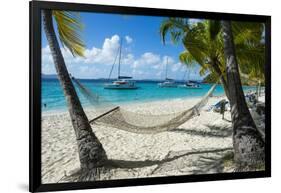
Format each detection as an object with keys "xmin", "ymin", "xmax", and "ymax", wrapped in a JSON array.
[
  {"xmin": 42, "ymin": 94, "xmax": 219, "ymax": 116},
  {"xmin": 41, "ymin": 87, "xmax": 261, "ymax": 115}
]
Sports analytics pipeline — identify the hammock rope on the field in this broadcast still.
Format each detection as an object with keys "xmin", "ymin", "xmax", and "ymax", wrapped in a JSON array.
[{"xmin": 72, "ymin": 77, "xmax": 219, "ymax": 134}]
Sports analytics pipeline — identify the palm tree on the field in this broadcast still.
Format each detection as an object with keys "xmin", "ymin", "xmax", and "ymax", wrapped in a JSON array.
[
  {"xmin": 42, "ymin": 10, "xmax": 107, "ymax": 171},
  {"xmin": 160, "ymin": 18, "xmax": 265, "ymax": 169},
  {"xmin": 160, "ymin": 19, "xmax": 265, "ymax": 99},
  {"xmin": 161, "ymin": 18, "xmax": 229, "ymax": 98},
  {"xmin": 221, "ymin": 20, "xmax": 264, "ymax": 169}
]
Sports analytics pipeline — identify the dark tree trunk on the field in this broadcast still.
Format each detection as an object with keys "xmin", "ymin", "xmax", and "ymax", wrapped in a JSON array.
[
  {"xmin": 221, "ymin": 20, "xmax": 264, "ymax": 169},
  {"xmin": 42, "ymin": 10, "xmax": 107, "ymax": 170},
  {"xmin": 211, "ymin": 59, "xmax": 230, "ymax": 99},
  {"xmin": 219, "ymin": 75, "xmax": 230, "ymax": 99}
]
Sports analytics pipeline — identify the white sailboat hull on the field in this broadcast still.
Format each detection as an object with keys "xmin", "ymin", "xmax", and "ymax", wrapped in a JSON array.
[
  {"xmin": 178, "ymin": 85, "xmax": 202, "ymax": 89},
  {"xmin": 104, "ymin": 79, "xmax": 138, "ymax": 89},
  {"xmin": 104, "ymin": 84, "xmax": 138, "ymax": 89},
  {"xmin": 158, "ymin": 81, "xmax": 177, "ymax": 87}
]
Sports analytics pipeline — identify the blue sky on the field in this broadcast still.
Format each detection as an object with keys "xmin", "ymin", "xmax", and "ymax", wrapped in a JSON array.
[{"xmin": 42, "ymin": 12, "xmax": 203, "ymax": 80}]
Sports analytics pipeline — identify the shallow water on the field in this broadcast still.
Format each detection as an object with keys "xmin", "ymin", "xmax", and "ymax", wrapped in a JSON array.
[{"xmin": 42, "ymin": 78, "xmax": 256, "ymax": 112}]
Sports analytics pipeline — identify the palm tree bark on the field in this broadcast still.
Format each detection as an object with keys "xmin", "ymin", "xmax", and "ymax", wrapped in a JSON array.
[
  {"xmin": 221, "ymin": 20, "xmax": 264, "ymax": 169},
  {"xmin": 42, "ymin": 10, "xmax": 107, "ymax": 170},
  {"xmin": 211, "ymin": 59, "xmax": 230, "ymax": 99}
]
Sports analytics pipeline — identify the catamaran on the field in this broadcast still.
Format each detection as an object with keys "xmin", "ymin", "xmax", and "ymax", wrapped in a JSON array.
[
  {"xmin": 184, "ymin": 80, "xmax": 202, "ymax": 89},
  {"xmin": 158, "ymin": 58, "xmax": 178, "ymax": 87},
  {"xmin": 178, "ymin": 68, "xmax": 202, "ymax": 89},
  {"xmin": 104, "ymin": 38, "xmax": 138, "ymax": 89}
]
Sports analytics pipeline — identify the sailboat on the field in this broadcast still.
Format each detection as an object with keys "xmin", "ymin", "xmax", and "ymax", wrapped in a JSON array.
[
  {"xmin": 185, "ymin": 80, "xmax": 202, "ymax": 88},
  {"xmin": 158, "ymin": 58, "xmax": 178, "ymax": 87},
  {"xmin": 104, "ymin": 38, "xmax": 138, "ymax": 89},
  {"xmin": 179, "ymin": 68, "xmax": 202, "ymax": 89}
]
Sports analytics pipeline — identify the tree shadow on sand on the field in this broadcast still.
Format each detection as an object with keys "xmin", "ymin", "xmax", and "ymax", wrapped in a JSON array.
[
  {"xmin": 169, "ymin": 124, "xmax": 233, "ymax": 138},
  {"xmin": 189, "ymin": 153, "xmax": 232, "ymax": 174},
  {"xmin": 105, "ymin": 147, "xmax": 233, "ymax": 169},
  {"xmin": 62, "ymin": 147, "xmax": 233, "ymax": 182},
  {"xmin": 62, "ymin": 124, "xmax": 234, "ymax": 182}
]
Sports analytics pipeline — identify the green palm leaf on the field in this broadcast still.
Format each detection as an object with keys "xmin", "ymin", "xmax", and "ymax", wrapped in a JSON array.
[
  {"xmin": 52, "ymin": 11, "xmax": 85, "ymax": 57},
  {"xmin": 160, "ymin": 18, "xmax": 265, "ymax": 83},
  {"xmin": 208, "ymin": 20, "xmax": 221, "ymax": 40},
  {"xmin": 160, "ymin": 18, "xmax": 189, "ymax": 44}
]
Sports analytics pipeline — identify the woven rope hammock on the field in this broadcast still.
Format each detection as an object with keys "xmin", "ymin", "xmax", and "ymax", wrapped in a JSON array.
[{"xmin": 72, "ymin": 77, "xmax": 218, "ymax": 134}]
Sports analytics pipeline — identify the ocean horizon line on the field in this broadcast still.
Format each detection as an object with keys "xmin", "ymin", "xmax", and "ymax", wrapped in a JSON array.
[{"xmin": 42, "ymin": 74, "xmax": 205, "ymax": 82}]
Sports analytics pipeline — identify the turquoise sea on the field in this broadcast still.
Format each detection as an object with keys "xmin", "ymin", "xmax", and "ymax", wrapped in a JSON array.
[{"xmin": 42, "ymin": 78, "xmax": 256, "ymax": 112}]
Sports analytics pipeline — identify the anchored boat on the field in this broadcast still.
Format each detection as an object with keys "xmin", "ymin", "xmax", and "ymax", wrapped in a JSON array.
[
  {"xmin": 104, "ymin": 76, "xmax": 138, "ymax": 89},
  {"xmin": 158, "ymin": 58, "xmax": 177, "ymax": 88},
  {"xmin": 104, "ymin": 38, "xmax": 138, "ymax": 89},
  {"xmin": 158, "ymin": 78, "xmax": 177, "ymax": 87},
  {"xmin": 184, "ymin": 80, "xmax": 202, "ymax": 89},
  {"xmin": 178, "ymin": 67, "xmax": 202, "ymax": 89}
]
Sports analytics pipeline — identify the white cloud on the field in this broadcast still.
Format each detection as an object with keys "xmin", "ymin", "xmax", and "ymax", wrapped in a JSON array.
[
  {"xmin": 132, "ymin": 52, "xmax": 161, "ymax": 69},
  {"xmin": 42, "ymin": 34, "xmax": 186, "ymax": 79},
  {"xmin": 125, "ymin": 35, "xmax": 133, "ymax": 44},
  {"xmin": 84, "ymin": 34, "xmax": 120, "ymax": 65},
  {"xmin": 171, "ymin": 62, "xmax": 182, "ymax": 72},
  {"xmin": 142, "ymin": 52, "xmax": 161, "ymax": 64},
  {"xmin": 156, "ymin": 71, "xmax": 162, "ymax": 77},
  {"xmin": 42, "ymin": 35, "xmax": 121, "ymax": 76}
]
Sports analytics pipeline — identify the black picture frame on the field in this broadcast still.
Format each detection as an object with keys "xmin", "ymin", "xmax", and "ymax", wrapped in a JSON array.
[{"xmin": 29, "ymin": 1, "xmax": 271, "ymax": 192}]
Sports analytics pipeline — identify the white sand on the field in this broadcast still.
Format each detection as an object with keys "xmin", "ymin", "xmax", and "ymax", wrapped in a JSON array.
[{"xmin": 41, "ymin": 96, "xmax": 234, "ymax": 184}]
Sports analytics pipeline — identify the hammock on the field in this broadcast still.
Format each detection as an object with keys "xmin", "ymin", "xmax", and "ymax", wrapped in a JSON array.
[{"xmin": 72, "ymin": 77, "xmax": 218, "ymax": 134}]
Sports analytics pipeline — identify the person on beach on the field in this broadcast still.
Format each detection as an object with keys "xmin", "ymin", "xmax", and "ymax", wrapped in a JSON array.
[{"xmin": 220, "ymin": 99, "xmax": 226, "ymax": 119}]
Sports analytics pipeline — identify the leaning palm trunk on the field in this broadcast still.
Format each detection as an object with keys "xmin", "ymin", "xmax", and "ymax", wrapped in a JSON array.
[
  {"xmin": 211, "ymin": 60, "xmax": 230, "ymax": 99},
  {"xmin": 221, "ymin": 20, "xmax": 264, "ymax": 170},
  {"xmin": 219, "ymin": 75, "xmax": 230, "ymax": 99},
  {"xmin": 42, "ymin": 10, "xmax": 107, "ymax": 170}
]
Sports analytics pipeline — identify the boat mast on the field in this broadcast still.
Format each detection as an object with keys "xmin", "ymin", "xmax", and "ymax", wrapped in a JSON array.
[
  {"xmin": 118, "ymin": 38, "xmax": 123, "ymax": 79},
  {"xmin": 187, "ymin": 67, "xmax": 191, "ymax": 81},
  {"xmin": 165, "ymin": 57, "xmax": 168, "ymax": 80},
  {"xmin": 182, "ymin": 68, "xmax": 187, "ymax": 81}
]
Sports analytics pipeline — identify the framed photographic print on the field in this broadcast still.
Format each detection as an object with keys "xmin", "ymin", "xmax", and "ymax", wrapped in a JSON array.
[{"xmin": 30, "ymin": 0, "xmax": 271, "ymax": 192}]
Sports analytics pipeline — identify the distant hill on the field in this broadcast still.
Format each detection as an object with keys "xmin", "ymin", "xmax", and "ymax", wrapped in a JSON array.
[
  {"xmin": 42, "ymin": 74, "xmax": 57, "ymax": 79},
  {"xmin": 203, "ymin": 73, "xmax": 261, "ymax": 86}
]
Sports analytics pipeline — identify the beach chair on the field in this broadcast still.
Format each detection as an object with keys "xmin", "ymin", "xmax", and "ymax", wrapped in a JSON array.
[{"xmin": 206, "ymin": 99, "xmax": 228, "ymax": 112}]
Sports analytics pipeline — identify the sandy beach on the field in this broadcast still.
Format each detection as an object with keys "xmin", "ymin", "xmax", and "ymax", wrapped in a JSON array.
[{"xmin": 41, "ymin": 95, "xmax": 241, "ymax": 184}]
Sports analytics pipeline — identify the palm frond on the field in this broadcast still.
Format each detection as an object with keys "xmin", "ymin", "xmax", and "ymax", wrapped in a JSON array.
[
  {"xmin": 160, "ymin": 18, "xmax": 189, "ymax": 45},
  {"xmin": 52, "ymin": 11, "xmax": 85, "ymax": 57},
  {"xmin": 232, "ymin": 22, "xmax": 264, "ymax": 45},
  {"xmin": 199, "ymin": 63, "xmax": 210, "ymax": 76},
  {"xmin": 232, "ymin": 21, "xmax": 265, "ymax": 81},
  {"xmin": 170, "ymin": 31, "xmax": 183, "ymax": 44},
  {"xmin": 182, "ymin": 27, "xmax": 209, "ymax": 66},
  {"xmin": 179, "ymin": 51, "xmax": 196, "ymax": 67},
  {"xmin": 208, "ymin": 20, "xmax": 221, "ymax": 40}
]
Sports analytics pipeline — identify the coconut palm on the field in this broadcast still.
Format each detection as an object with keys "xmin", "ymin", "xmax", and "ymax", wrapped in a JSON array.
[
  {"xmin": 221, "ymin": 20, "xmax": 264, "ymax": 169},
  {"xmin": 160, "ymin": 18, "xmax": 229, "ymax": 98},
  {"xmin": 160, "ymin": 18, "xmax": 265, "ymax": 169},
  {"xmin": 42, "ymin": 10, "xmax": 107, "ymax": 172},
  {"xmin": 160, "ymin": 18, "xmax": 265, "ymax": 98}
]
